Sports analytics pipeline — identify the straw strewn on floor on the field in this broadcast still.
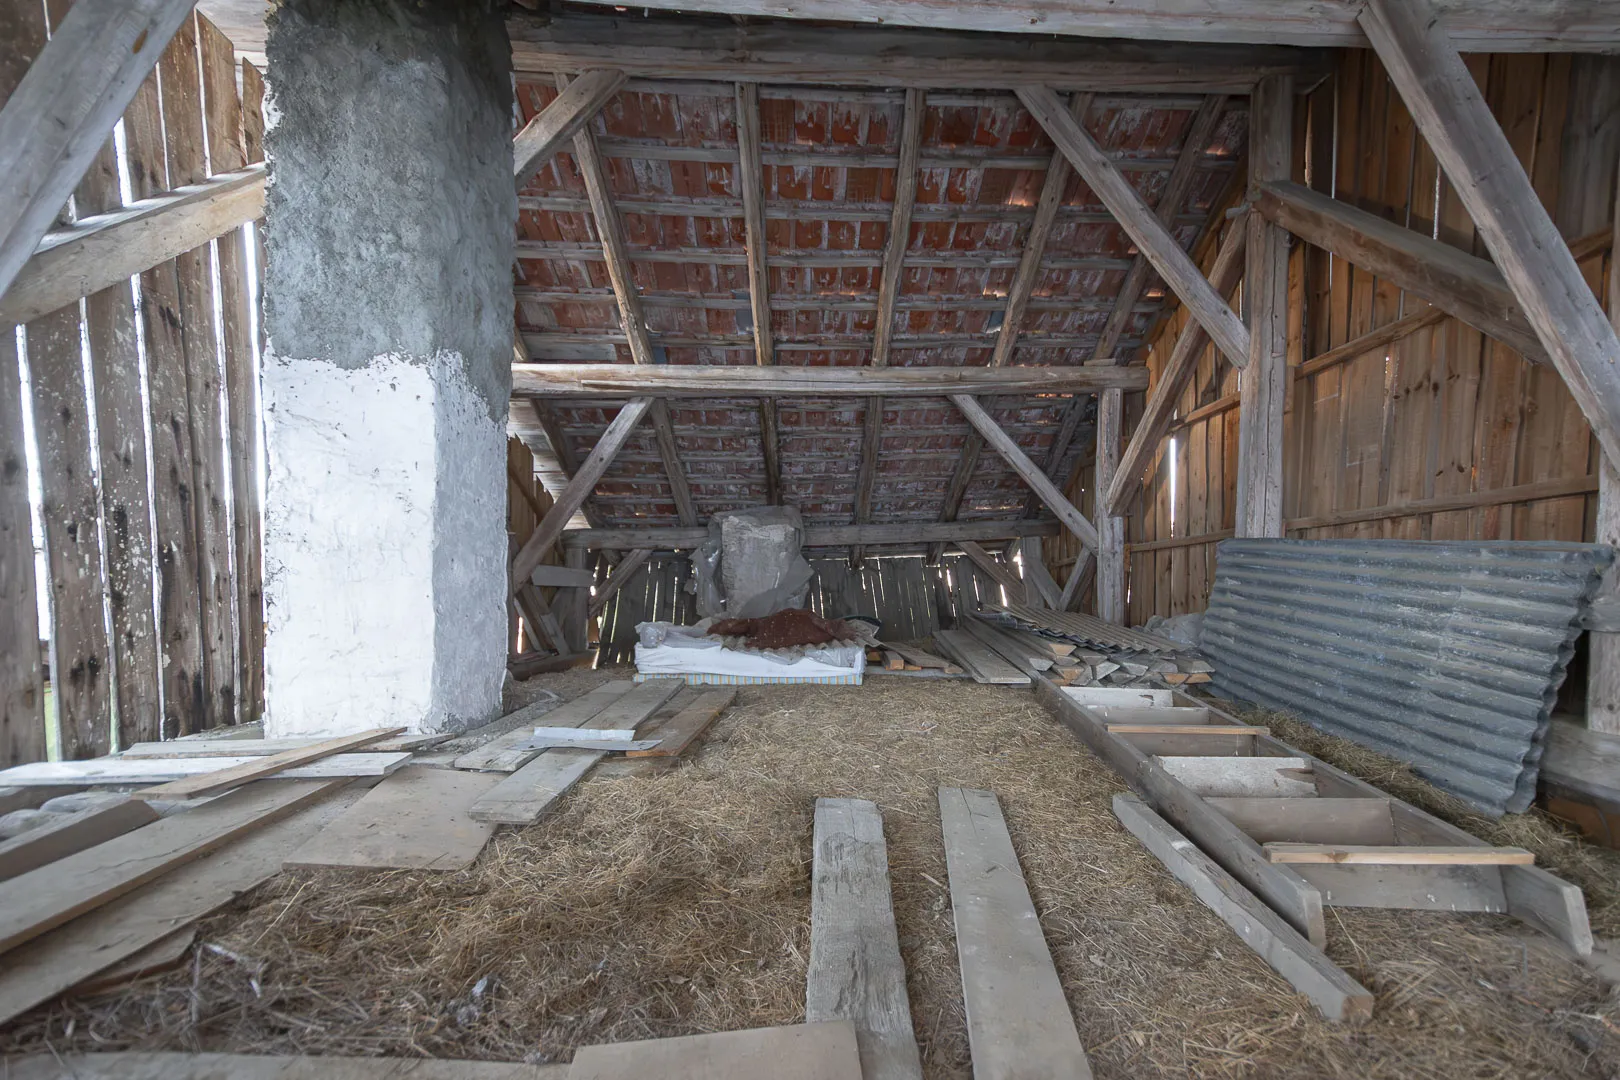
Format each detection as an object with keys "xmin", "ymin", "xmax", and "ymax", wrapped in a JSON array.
[{"xmin": 2, "ymin": 675, "xmax": 1616, "ymax": 1079}]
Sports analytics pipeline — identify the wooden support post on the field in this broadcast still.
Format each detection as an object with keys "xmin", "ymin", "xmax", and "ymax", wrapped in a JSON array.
[
  {"xmin": 1360, "ymin": 0, "xmax": 1620, "ymax": 469},
  {"xmin": 562, "ymin": 547, "xmax": 591, "ymax": 652},
  {"xmin": 1590, "ymin": 153, "xmax": 1620, "ymax": 735},
  {"xmin": 1235, "ymin": 75, "xmax": 1290, "ymax": 539},
  {"xmin": 0, "ymin": 0, "xmax": 198, "ymax": 307},
  {"xmin": 510, "ymin": 397, "xmax": 652, "ymax": 591},
  {"xmin": 1106, "ymin": 218, "xmax": 1247, "ymax": 517},
  {"xmin": 514, "ymin": 69, "xmax": 625, "ymax": 187},
  {"xmin": 951, "ymin": 394, "xmax": 1099, "ymax": 553},
  {"xmin": 735, "ymin": 82, "xmax": 781, "ymax": 508},
  {"xmin": 853, "ymin": 89, "xmax": 923, "ymax": 565},
  {"xmin": 1095, "ymin": 388, "xmax": 1125, "ymax": 622},
  {"xmin": 1018, "ymin": 85, "xmax": 1250, "ymax": 369}
]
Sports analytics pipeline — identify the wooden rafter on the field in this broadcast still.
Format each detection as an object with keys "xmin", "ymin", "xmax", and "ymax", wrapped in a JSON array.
[
  {"xmin": 565, "ymin": 519, "xmax": 1059, "ymax": 550},
  {"xmin": 0, "ymin": 0, "xmax": 199, "ymax": 307},
  {"xmin": 511, "ymin": 397, "xmax": 652, "ymax": 591},
  {"xmin": 1092, "ymin": 95, "xmax": 1227, "ymax": 362},
  {"xmin": 930, "ymin": 92, "xmax": 1087, "ymax": 563},
  {"xmin": 558, "ymin": 75, "xmax": 697, "ymax": 528},
  {"xmin": 1019, "ymin": 85, "xmax": 1250, "ymax": 370},
  {"xmin": 853, "ymin": 88, "xmax": 924, "ymax": 566},
  {"xmin": 514, "ymin": 69, "xmax": 626, "ymax": 187},
  {"xmin": 515, "ymin": 364, "xmax": 1146, "ymax": 397},
  {"xmin": 734, "ymin": 82, "xmax": 781, "ymax": 508},
  {"xmin": 1104, "ymin": 214, "xmax": 1248, "ymax": 517},
  {"xmin": 1256, "ymin": 179, "xmax": 1547, "ymax": 364},
  {"xmin": 952, "ymin": 394, "xmax": 1099, "ymax": 553}
]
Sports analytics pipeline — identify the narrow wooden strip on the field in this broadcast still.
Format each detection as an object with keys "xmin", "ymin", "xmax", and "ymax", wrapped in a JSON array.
[
  {"xmin": 285, "ymin": 768, "xmax": 500, "ymax": 872},
  {"xmin": 939, "ymin": 787, "xmax": 1091, "ymax": 1080},
  {"xmin": 1295, "ymin": 307, "xmax": 1449, "ymax": 380},
  {"xmin": 626, "ymin": 689, "xmax": 736, "ymax": 758},
  {"xmin": 0, "ymin": 779, "xmax": 342, "ymax": 956},
  {"xmin": 807, "ymin": 798, "xmax": 923, "ymax": 1080},
  {"xmin": 0, "ymin": 753, "xmax": 409, "ymax": 786},
  {"xmin": 452, "ymin": 682, "xmax": 630, "ymax": 772},
  {"xmin": 4, "ymin": 1054, "xmax": 567, "ymax": 1079},
  {"xmin": 130, "ymin": 727, "xmax": 404, "ymax": 800},
  {"xmin": 570, "ymin": 1022, "xmax": 862, "ymax": 1080},
  {"xmin": 0, "ymin": 798, "xmax": 159, "ymax": 882},
  {"xmin": 1106, "ymin": 724, "xmax": 1263, "ymax": 735},
  {"xmin": 1265, "ymin": 844, "xmax": 1534, "ymax": 866},
  {"xmin": 1112, "ymin": 794, "xmax": 1373, "ymax": 1022}
]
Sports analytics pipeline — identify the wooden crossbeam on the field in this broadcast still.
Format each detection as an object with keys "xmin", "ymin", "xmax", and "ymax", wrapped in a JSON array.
[
  {"xmin": 1360, "ymin": 0, "xmax": 1620, "ymax": 469},
  {"xmin": 514, "ymin": 364, "xmax": 1146, "ymax": 397},
  {"xmin": 1, "ymin": 166, "xmax": 263, "ymax": 326},
  {"xmin": 1019, "ymin": 85, "xmax": 1251, "ymax": 369},
  {"xmin": 952, "ymin": 394, "xmax": 1099, "ymax": 553},
  {"xmin": 565, "ymin": 519, "xmax": 1059, "ymax": 550},
  {"xmin": 588, "ymin": 546, "xmax": 652, "ymax": 617},
  {"xmin": 1093, "ymin": 95, "xmax": 1226, "ymax": 362},
  {"xmin": 558, "ymin": 75, "xmax": 695, "ymax": 527},
  {"xmin": 853, "ymin": 90, "xmax": 924, "ymax": 566},
  {"xmin": 510, "ymin": 397, "xmax": 651, "ymax": 592},
  {"xmin": 514, "ymin": 69, "xmax": 626, "ymax": 187},
  {"xmin": 0, "ymin": 0, "xmax": 199, "ymax": 308},
  {"xmin": 1104, "ymin": 216, "xmax": 1248, "ymax": 517},
  {"xmin": 955, "ymin": 541, "xmax": 1028, "ymax": 606}
]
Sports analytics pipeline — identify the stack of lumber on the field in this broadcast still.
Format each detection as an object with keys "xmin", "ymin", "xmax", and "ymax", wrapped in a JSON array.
[{"xmin": 956, "ymin": 609, "xmax": 1213, "ymax": 690}]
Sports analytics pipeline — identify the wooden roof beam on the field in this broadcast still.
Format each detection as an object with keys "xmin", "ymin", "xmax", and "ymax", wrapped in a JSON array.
[
  {"xmin": 511, "ymin": 3, "xmax": 1620, "ymax": 54},
  {"xmin": 1256, "ymin": 179, "xmax": 1548, "ymax": 364},
  {"xmin": 564, "ymin": 519, "xmax": 1060, "ymax": 550},
  {"xmin": 514, "ymin": 69, "xmax": 626, "ymax": 188},
  {"xmin": 853, "ymin": 89, "xmax": 924, "ymax": 566},
  {"xmin": 513, "ymin": 364, "xmax": 1147, "ymax": 397},
  {"xmin": 558, "ymin": 75, "xmax": 697, "ymax": 528},
  {"xmin": 1020, "ymin": 85, "xmax": 1251, "ymax": 371},
  {"xmin": 1105, "ymin": 213, "xmax": 1249, "ymax": 517},
  {"xmin": 952, "ymin": 394, "xmax": 1099, "ymax": 554},
  {"xmin": 1361, "ymin": 0, "xmax": 1620, "ymax": 468}
]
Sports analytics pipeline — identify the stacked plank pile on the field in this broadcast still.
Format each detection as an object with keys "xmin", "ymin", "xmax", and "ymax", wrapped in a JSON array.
[{"xmin": 934, "ymin": 613, "xmax": 1212, "ymax": 689}]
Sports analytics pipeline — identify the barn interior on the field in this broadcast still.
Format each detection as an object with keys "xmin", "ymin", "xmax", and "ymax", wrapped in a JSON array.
[{"xmin": 5, "ymin": 0, "xmax": 1620, "ymax": 1077}]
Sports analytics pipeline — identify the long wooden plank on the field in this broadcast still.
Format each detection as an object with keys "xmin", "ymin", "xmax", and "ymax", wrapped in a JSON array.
[
  {"xmin": 1112, "ymin": 794, "xmax": 1373, "ymax": 1022},
  {"xmin": 7, "ymin": 1055, "xmax": 567, "ymax": 1080},
  {"xmin": 130, "ymin": 727, "xmax": 403, "ymax": 800},
  {"xmin": 626, "ymin": 689, "xmax": 735, "ymax": 758},
  {"xmin": 932, "ymin": 630, "xmax": 1030, "ymax": 686},
  {"xmin": 285, "ymin": 767, "xmax": 501, "ymax": 872},
  {"xmin": 0, "ymin": 0, "xmax": 197, "ymax": 304},
  {"xmin": 938, "ymin": 787, "xmax": 1091, "ymax": 1080},
  {"xmin": 514, "ymin": 68, "xmax": 626, "ymax": 186},
  {"xmin": 566, "ymin": 520, "xmax": 1060, "ymax": 551},
  {"xmin": 510, "ymin": 399, "xmax": 651, "ymax": 590},
  {"xmin": 951, "ymin": 395, "xmax": 1100, "ymax": 551},
  {"xmin": 1019, "ymin": 85, "xmax": 1249, "ymax": 367},
  {"xmin": 453, "ymin": 683, "xmax": 626, "ymax": 772},
  {"xmin": 807, "ymin": 798, "xmax": 923, "ymax": 1080},
  {"xmin": 0, "ymin": 797, "xmax": 159, "ymax": 882},
  {"xmin": 0, "ymin": 753, "xmax": 409, "ymax": 786},
  {"xmin": 68, "ymin": 927, "xmax": 196, "ymax": 997},
  {"xmin": 507, "ymin": 1, "xmax": 1620, "ymax": 53},
  {"xmin": 0, "ymin": 781, "xmax": 359, "ymax": 1025},
  {"xmin": 0, "ymin": 779, "xmax": 343, "ymax": 956},
  {"xmin": 1265, "ymin": 844, "xmax": 1534, "ymax": 866},
  {"xmin": 570, "ymin": 1022, "xmax": 861, "ymax": 1080},
  {"xmin": 516, "ymin": 365, "xmax": 1146, "ymax": 397},
  {"xmin": 469, "ymin": 680, "xmax": 682, "ymax": 825},
  {"xmin": 120, "ymin": 732, "xmax": 451, "ymax": 757}
]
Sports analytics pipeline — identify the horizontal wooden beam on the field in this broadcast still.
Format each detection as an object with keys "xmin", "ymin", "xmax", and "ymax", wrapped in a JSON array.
[
  {"xmin": 1256, "ymin": 180, "xmax": 1548, "ymax": 364},
  {"xmin": 513, "ymin": 363, "xmax": 1147, "ymax": 397},
  {"xmin": 562, "ymin": 519, "xmax": 1060, "ymax": 550},
  {"xmin": 2, "ymin": 165, "xmax": 264, "ymax": 327},
  {"xmin": 510, "ymin": 12, "xmax": 1329, "ymax": 90}
]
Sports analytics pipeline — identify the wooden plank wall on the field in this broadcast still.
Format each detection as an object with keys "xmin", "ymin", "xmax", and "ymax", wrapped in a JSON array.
[
  {"xmin": 1089, "ymin": 50, "xmax": 1618, "ymax": 625},
  {"xmin": 0, "ymin": 7, "xmax": 266, "ymax": 764},
  {"xmin": 507, "ymin": 438, "xmax": 561, "ymax": 655}
]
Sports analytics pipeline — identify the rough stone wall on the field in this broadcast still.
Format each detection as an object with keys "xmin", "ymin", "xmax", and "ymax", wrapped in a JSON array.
[{"xmin": 261, "ymin": 0, "xmax": 513, "ymax": 735}]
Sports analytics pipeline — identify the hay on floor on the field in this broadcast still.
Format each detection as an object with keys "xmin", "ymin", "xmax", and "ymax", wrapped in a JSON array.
[{"xmin": 2, "ymin": 673, "xmax": 1618, "ymax": 1079}]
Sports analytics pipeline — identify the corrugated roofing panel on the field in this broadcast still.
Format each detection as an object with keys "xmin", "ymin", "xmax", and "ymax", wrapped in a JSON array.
[{"xmin": 1201, "ymin": 539, "xmax": 1612, "ymax": 816}]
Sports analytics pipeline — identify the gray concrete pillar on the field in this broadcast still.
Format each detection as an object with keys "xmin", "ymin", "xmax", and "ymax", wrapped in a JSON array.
[{"xmin": 260, "ymin": 0, "xmax": 514, "ymax": 736}]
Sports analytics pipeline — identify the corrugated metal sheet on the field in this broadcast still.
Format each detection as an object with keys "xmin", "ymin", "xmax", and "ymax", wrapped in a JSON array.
[
  {"xmin": 991, "ymin": 599, "xmax": 1181, "ymax": 653},
  {"xmin": 1202, "ymin": 539, "xmax": 1612, "ymax": 816}
]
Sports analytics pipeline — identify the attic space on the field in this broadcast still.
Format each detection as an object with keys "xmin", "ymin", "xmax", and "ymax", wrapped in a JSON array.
[{"xmin": 5, "ymin": 0, "xmax": 1620, "ymax": 1077}]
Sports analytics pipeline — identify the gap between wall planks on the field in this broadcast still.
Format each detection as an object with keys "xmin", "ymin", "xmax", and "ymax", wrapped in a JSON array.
[
  {"xmin": 1108, "ymin": 49, "xmax": 1616, "ymax": 624},
  {"xmin": 0, "ymin": 4, "xmax": 268, "ymax": 766}
]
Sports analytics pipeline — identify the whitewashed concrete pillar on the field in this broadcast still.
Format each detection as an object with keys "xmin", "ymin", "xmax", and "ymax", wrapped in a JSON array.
[{"xmin": 260, "ymin": 0, "xmax": 513, "ymax": 735}]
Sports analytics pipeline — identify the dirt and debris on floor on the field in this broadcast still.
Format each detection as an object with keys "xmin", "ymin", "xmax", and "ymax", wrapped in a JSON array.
[{"xmin": 3, "ymin": 673, "xmax": 1619, "ymax": 1078}]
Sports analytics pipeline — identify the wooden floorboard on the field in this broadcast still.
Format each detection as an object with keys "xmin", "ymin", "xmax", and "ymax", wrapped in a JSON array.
[
  {"xmin": 454, "ymin": 682, "xmax": 632, "ymax": 772},
  {"xmin": 3, "ymin": 1053, "xmax": 569, "ymax": 1079},
  {"xmin": 567, "ymin": 1021, "xmax": 862, "ymax": 1080},
  {"xmin": 806, "ymin": 798, "xmax": 922, "ymax": 1080},
  {"xmin": 285, "ymin": 768, "xmax": 501, "ymax": 871},
  {"xmin": 938, "ymin": 787, "xmax": 1091, "ymax": 1080},
  {"xmin": 0, "ymin": 754, "xmax": 411, "ymax": 786},
  {"xmin": 0, "ymin": 798, "xmax": 159, "ymax": 881},
  {"xmin": 626, "ymin": 690, "xmax": 735, "ymax": 758}
]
